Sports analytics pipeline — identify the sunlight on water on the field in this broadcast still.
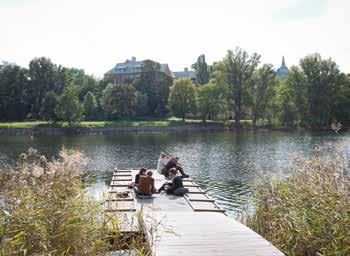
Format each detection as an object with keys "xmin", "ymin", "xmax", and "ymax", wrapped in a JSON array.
[{"xmin": 0, "ymin": 130, "xmax": 348, "ymax": 217}]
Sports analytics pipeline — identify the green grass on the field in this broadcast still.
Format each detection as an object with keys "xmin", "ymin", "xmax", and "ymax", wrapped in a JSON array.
[{"xmin": 0, "ymin": 118, "xmax": 235, "ymax": 129}]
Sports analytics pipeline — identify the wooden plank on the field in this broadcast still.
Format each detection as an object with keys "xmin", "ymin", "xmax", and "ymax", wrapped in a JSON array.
[
  {"xmin": 114, "ymin": 170, "xmax": 131, "ymax": 174},
  {"xmin": 111, "ymin": 177, "xmax": 132, "ymax": 181},
  {"xmin": 183, "ymin": 184, "xmax": 200, "ymax": 188},
  {"xmin": 189, "ymin": 199, "xmax": 215, "ymax": 202},
  {"xmin": 111, "ymin": 180, "xmax": 131, "ymax": 186},
  {"xmin": 186, "ymin": 187, "xmax": 205, "ymax": 194},
  {"xmin": 110, "ymin": 184, "xmax": 130, "ymax": 187},
  {"xmin": 106, "ymin": 201, "xmax": 136, "ymax": 212},
  {"xmin": 113, "ymin": 174, "xmax": 132, "ymax": 178},
  {"xmin": 105, "ymin": 192, "xmax": 133, "ymax": 201},
  {"xmin": 109, "ymin": 186, "xmax": 131, "ymax": 193},
  {"xmin": 185, "ymin": 193, "xmax": 212, "ymax": 201}
]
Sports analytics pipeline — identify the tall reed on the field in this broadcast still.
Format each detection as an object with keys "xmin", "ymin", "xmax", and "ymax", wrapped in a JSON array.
[
  {"xmin": 0, "ymin": 148, "xmax": 131, "ymax": 255},
  {"xmin": 245, "ymin": 145, "xmax": 350, "ymax": 256}
]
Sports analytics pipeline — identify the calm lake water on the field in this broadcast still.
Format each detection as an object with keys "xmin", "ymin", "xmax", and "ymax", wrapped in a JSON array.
[{"xmin": 0, "ymin": 130, "xmax": 348, "ymax": 217}]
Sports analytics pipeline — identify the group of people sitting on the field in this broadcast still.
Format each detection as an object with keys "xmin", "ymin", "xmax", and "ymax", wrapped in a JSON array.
[{"xmin": 129, "ymin": 153, "xmax": 190, "ymax": 198}]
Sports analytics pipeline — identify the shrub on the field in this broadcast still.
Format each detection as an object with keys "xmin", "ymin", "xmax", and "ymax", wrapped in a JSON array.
[
  {"xmin": 0, "ymin": 148, "xmax": 111, "ymax": 255},
  {"xmin": 244, "ymin": 145, "xmax": 350, "ymax": 256}
]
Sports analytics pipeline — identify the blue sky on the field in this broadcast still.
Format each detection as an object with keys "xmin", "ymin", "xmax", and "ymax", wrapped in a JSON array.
[{"xmin": 0, "ymin": 0, "xmax": 349, "ymax": 77}]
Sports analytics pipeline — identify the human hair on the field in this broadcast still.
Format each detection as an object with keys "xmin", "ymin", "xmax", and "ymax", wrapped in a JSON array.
[
  {"xmin": 146, "ymin": 170, "xmax": 153, "ymax": 176},
  {"xmin": 139, "ymin": 168, "xmax": 147, "ymax": 175},
  {"xmin": 169, "ymin": 168, "xmax": 177, "ymax": 175}
]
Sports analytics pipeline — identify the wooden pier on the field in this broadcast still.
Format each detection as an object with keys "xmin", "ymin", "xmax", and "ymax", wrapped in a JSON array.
[{"xmin": 106, "ymin": 169, "xmax": 284, "ymax": 256}]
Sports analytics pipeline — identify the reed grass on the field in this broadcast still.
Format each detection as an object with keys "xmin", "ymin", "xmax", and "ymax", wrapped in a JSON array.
[
  {"xmin": 0, "ymin": 148, "xmax": 148, "ymax": 255},
  {"xmin": 244, "ymin": 145, "xmax": 350, "ymax": 256}
]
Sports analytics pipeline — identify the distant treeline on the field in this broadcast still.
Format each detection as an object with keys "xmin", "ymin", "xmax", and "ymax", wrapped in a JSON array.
[{"xmin": 1, "ymin": 48, "xmax": 349, "ymax": 128}]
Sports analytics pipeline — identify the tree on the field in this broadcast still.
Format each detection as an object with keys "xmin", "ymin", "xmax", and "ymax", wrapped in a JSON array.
[
  {"xmin": 0, "ymin": 64, "xmax": 30, "ymax": 121},
  {"xmin": 332, "ymin": 74, "xmax": 350, "ymax": 123},
  {"xmin": 284, "ymin": 66, "xmax": 307, "ymax": 126},
  {"xmin": 168, "ymin": 78, "xmax": 196, "ymax": 121},
  {"xmin": 40, "ymin": 91, "xmax": 58, "ymax": 121},
  {"xmin": 55, "ymin": 87, "xmax": 83, "ymax": 126},
  {"xmin": 300, "ymin": 54, "xmax": 342, "ymax": 128},
  {"xmin": 276, "ymin": 81, "xmax": 298, "ymax": 127},
  {"xmin": 101, "ymin": 83, "xmax": 136, "ymax": 119},
  {"xmin": 285, "ymin": 54, "xmax": 344, "ymax": 128},
  {"xmin": 215, "ymin": 48, "xmax": 260, "ymax": 128},
  {"xmin": 192, "ymin": 54, "xmax": 210, "ymax": 85},
  {"xmin": 28, "ymin": 57, "xmax": 59, "ymax": 118},
  {"xmin": 83, "ymin": 91, "xmax": 97, "ymax": 120},
  {"xmin": 134, "ymin": 91, "xmax": 149, "ymax": 117},
  {"xmin": 250, "ymin": 64, "xmax": 278, "ymax": 127},
  {"xmin": 197, "ymin": 82, "xmax": 226, "ymax": 121},
  {"xmin": 133, "ymin": 60, "xmax": 172, "ymax": 116}
]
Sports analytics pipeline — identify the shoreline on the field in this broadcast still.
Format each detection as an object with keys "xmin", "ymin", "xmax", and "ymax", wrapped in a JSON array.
[{"xmin": 0, "ymin": 124, "xmax": 317, "ymax": 136}]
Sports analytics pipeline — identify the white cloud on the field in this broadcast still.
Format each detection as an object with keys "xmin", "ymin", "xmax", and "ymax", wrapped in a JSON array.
[{"xmin": 0, "ymin": 0, "xmax": 349, "ymax": 77}]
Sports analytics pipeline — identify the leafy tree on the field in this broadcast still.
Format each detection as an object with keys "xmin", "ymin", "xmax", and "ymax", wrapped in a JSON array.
[
  {"xmin": 40, "ymin": 91, "xmax": 58, "ymax": 121},
  {"xmin": 133, "ymin": 60, "xmax": 172, "ymax": 116},
  {"xmin": 28, "ymin": 57, "xmax": 59, "ymax": 118},
  {"xmin": 0, "ymin": 64, "xmax": 30, "ymax": 121},
  {"xmin": 276, "ymin": 81, "xmax": 298, "ymax": 127},
  {"xmin": 192, "ymin": 54, "xmax": 210, "ymax": 85},
  {"xmin": 300, "ymin": 54, "xmax": 343, "ymax": 128},
  {"xmin": 215, "ymin": 48, "xmax": 260, "ymax": 128},
  {"xmin": 197, "ymin": 82, "xmax": 226, "ymax": 121},
  {"xmin": 250, "ymin": 64, "xmax": 278, "ymax": 127},
  {"xmin": 169, "ymin": 78, "xmax": 196, "ymax": 121},
  {"xmin": 332, "ymin": 74, "xmax": 350, "ymax": 123},
  {"xmin": 83, "ymin": 91, "xmax": 97, "ymax": 120},
  {"xmin": 284, "ymin": 66, "xmax": 308, "ymax": 126},
  {"xmin": 101, "ymin": 83, "xmax": 136, "ymax": 119},
  {"xmin": 55, "ymin": 87, "xmax": 83, "ymax": 126},
  {"xmin": 285, "ymin": 54, "xmax": 344, "ymax": 128},
  {"xmin": 134, "ymin": 91, "xmax": 149, "ymax": 117}
]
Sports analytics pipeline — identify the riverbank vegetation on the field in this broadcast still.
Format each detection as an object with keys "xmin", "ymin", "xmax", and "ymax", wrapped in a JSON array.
[
  {"xmin": 1, "ymin": 48, "xmax": 350, "ymax": 129},
  {"xmin": 0, "ymin": 148, "xmax": 148, "ymax": 255},
  {"xmin": 0, "ymin": 118, "xmax": 236, "ymax": 129},
  {"xmin": 244, "ymin": 146, "xmax": 350, "ymax": 256}
]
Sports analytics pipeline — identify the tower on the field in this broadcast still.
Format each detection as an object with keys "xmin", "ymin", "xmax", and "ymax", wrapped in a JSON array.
[{"xmin": 276, "ymin": 56, "xmax": 289, "ymax": 79}]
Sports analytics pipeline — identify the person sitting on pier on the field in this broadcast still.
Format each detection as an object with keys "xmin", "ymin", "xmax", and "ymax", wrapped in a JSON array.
[
  {"xmin": 157, "ymin": 152, "xmax": 167, "ymax": 174},
  {"xmin": 135, "ymin": 170, "xmax": 156, "ymax": 197},
  {"xmin": 128, "ymin": 168, "xmax": 146, "ymax": 189},
  {"xmin": 158, "ymin": 168, "xmax": 189, "ymax": 196},
  {"xmin": 161, "ymin": 157, "xmax": 190, "ymax": 178}
]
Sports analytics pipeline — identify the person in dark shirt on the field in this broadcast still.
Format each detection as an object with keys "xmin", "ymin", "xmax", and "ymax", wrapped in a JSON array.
[
  {"xmin": 128, "ymin": 168, "xmax": 146, "ymax": 188},
  {"xmin": 161, "ymin": 157, "xmax": 189, "ymax": 178},
  {"xmin": 135, "ymin": 168, "xmax": 147, "ymax": 185},
  {"xmin": 158, "ymin": 168, "xmax": 189, "ymax": 196}
]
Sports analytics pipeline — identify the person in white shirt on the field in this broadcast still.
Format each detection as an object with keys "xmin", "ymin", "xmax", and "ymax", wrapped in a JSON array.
[{"xmin": 157, "ymin": 153, "xmax": 167, "ymax": 174}]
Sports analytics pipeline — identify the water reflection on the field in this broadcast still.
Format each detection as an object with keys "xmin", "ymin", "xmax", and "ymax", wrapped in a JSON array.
[{"xmin": 0, "ymin": 130, "xmax": 348, "ymax": 217}]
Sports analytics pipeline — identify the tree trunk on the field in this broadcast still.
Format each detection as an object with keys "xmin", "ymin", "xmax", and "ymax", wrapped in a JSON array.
[
  {"xmin": 234, "ymin": 104, "xmax": 241, "ymax": 129},
  {"xmin": 252, "ymin": 115, "xmax": 257, "ymax": 129}
]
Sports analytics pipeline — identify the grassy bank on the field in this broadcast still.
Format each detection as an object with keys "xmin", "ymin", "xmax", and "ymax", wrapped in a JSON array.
[
  {"xmin": 0, "ymin": 118, "xmax": 253, "ymax": 129},
  {"xmin": 244, "ymin": 145, "xmax": 350, "ymax": 256}
]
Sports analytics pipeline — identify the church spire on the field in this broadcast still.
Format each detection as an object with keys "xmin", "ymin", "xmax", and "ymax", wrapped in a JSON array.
[{"xmin": 282, "ymin": 56, "xmax": 286, "ymax": 67}]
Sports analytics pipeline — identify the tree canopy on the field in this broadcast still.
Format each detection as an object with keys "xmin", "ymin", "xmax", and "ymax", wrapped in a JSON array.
[
  {"xmin": 192, "ymin": 54, "xmax": 210, "ymax": 85},
  {"xmin": 101, "ymin": 83, "xmax": 136, "ymax": 119},
  {"xmin": 169, "ymin": 78, "xmax": 196, "ymax": 121}
]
